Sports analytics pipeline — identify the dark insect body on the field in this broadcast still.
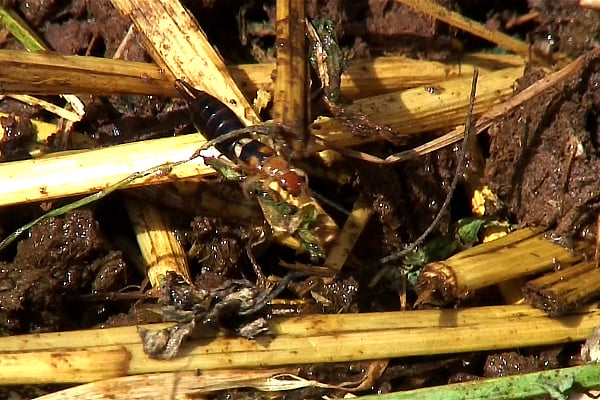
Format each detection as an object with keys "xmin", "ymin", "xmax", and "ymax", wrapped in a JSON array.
[
  {"xmin": 174, "ymin": 79, "xmax": 303, "ymax": 197},
  {"xmin": 174, "ymin": 80, "xmax": 339, "ymax": 260}
]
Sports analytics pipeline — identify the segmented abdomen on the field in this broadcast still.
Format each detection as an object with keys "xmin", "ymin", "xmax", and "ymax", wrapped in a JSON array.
[{"xmin": 175, "ymin": 79, "xmax": 245, "ymax": 159}]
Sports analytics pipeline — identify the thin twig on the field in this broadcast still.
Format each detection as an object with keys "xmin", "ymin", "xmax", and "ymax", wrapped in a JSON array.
[{"xmin": 377, "ymin": 68, "xmax": 479, "ymax": 266}]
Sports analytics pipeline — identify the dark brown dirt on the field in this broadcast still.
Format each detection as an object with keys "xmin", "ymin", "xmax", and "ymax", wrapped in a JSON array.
[
  {"xmin": 0, "ymin": 210, "xmax": 129, "ymax": 334},
  {"xmin": 355, "ymin": 148, "xmax": 458, "ymax": 260},
  {"xmin": 0, "ymin": 114, "xmax": 35, "ymax": 161},
  {"xmin": 483, "ymin": 350, "xmax": 560, "ymax": 377},
  {"xmin": 482, "ymin": 1, "xmax": 600, "ymax": 242},
  {"xmin": 484, "ymin": 58, "xmax": 600, "ymax": 237},
  {"xmin": 1, "ymin": 0, "xmax": 600, "ymax": 398}
]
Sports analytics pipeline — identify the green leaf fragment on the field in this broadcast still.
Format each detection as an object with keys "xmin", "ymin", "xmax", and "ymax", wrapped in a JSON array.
[{"xmin": 353, "ymin": 363, "xmax": 600, "ymax": 400}]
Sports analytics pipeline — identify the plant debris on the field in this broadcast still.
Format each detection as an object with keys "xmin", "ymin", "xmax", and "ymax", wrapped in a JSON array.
[{"xmin": 140, "ymin": 271, "xmax": 295, "ymax": 359}]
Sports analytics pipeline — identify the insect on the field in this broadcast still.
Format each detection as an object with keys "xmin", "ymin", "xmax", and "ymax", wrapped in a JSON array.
[
  {"xmin": 174, "ymin": 80, "xmax": 338, "ymax": 260},
  {"xmin": 175, "ymin": 80, "xmax": 305, "ymax": 198}
]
